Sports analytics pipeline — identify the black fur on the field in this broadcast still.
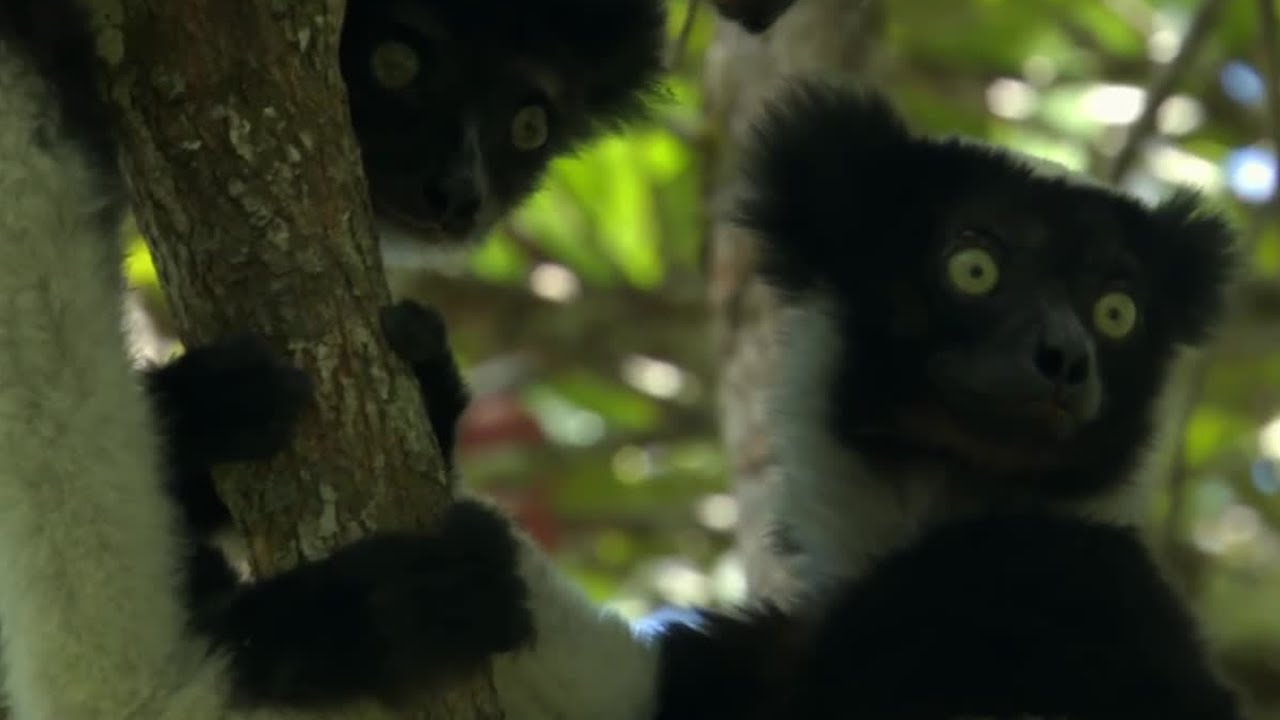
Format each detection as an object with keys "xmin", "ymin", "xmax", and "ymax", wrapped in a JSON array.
[
  {"xmin": 739, "ymin": 80, "xmax": 1237, "ymax": 500},
  {"xmin": 802, "ymin": 513, "xmax": 1240, "ymax": 719},
  {"xmin": 654, "ymin": 605, "xmax": 800, "ymax": 720},
  {"xmin": 710, "ymin": 0, "xmax": 798, "ymax": 33},
  {"xmin": 145, "ymin": 335, "xmax": 314, "ymax": 537},
  {"xmin": 655, "ymin": 514, "xmax": 1240, "ymax": 719},
  {"xmin": 380, "ymin": 299, "xmax": 471, "ymax": 481},
  {"xmin": 141, "ymin": 336, "xmax": 315, "ymax": 611},
  {"xmin": 198, "ymin": 498, "xmax": 533, "ymax": 709},
  {"xmin": 342, "ymin": 0, "xmax": 667, "ymax": 242}
]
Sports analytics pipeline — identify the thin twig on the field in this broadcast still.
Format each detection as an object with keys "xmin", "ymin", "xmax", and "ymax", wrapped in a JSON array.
[
  {"xmin": 1258, "ymin": 0, "xmax": 1280, "ymax": 214},
  {"xmin": 1107, "ymin": 0, "xmax": 1229, "ymax": 184},
  {"xmin": 667, "ymin": 0, "xmax": 705, "ymax": 70}
]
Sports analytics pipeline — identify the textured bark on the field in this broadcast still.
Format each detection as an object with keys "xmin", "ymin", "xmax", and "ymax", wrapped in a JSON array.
[
  {"xmin": 702, "ymin": 0, "xmax": 887, "ymax": 604},
  {"xmin": 85, "ymin": 0, "xmax": 501, "ymax": 716}
]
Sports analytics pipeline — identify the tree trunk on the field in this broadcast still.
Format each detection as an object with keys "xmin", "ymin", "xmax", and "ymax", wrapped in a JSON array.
[
  {"xmin": 702, "ymin": 0, "xmax": 887, "ymax": 605},
  {"xmin": 85, "ymin": 0, "xmax": 500, "ymax": 716}
]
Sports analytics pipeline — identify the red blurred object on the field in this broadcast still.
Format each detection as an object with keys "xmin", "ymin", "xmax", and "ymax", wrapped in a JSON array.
[
  {"xmin": 489, "ymin": 482, "xmax": 562, "ymax": 551},
  {"xmin": 458, "ymin": 391, "xmax": 544, "ymax": 450},
  {"xmin": 456, "ymin": 391, "xmax": 561, "ymax": 549}
]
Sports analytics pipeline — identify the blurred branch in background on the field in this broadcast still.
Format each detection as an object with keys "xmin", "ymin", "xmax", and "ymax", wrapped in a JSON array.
[{"xmin": 1108, "ymin": 0, "xmax": 1229, "ymax": 183}]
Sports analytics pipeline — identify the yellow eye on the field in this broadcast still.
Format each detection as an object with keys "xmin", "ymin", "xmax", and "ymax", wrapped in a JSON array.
[
  {"xmin": 370, "ymin": 41, "xmax": 419, "ymax": 90},
  {"xmin": 1093, "ymin": 291, "xmax": 1137, "ymax": 339},
  {"xmin": 946, "ymin": 247, "xmax": 999, "ymax": 296},
  {"xmin": 511, "ymin": 105, "xmax": 549, "ymax": 151}
]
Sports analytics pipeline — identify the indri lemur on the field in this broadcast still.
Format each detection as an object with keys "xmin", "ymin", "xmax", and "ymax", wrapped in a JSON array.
[
  {"xmin": 259, "ymin": 81, "xmax": 1240, "ymax": 719},
  {"xmin": 0, "ymin": 0, "xmax": 664, "ymax": 717},
  {"xmin": 664, "ymin": 81, "xmax": 1243, "ymax": 718},
  {"xmin": 343, "ymin": 0, "xmax": 666, "ymax": 244}
]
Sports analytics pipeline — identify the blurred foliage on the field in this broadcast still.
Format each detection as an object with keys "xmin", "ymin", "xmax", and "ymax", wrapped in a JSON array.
[{"xmin": 126, "ymin": 0, "xmax": 1280, "ymax": 711}]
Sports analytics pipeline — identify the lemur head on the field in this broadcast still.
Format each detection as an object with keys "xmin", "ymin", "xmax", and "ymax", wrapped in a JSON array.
[
  {"xmin": 341, "ymin": 0, "xmax": 667, "ymax": 244},
  {"xmin": 740, "ymin": 81, "xmax": 1237, "ymax": 502}
]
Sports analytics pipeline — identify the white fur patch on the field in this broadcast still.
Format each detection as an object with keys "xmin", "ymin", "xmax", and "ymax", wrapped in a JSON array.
[
  {"xmin": 0, "ymin": 43, "xmax": 246, "ymax": 720},
  {"xmin": 490, "ymin": 526, "xmax": 658, "ymax": 720},
  {"xmin": 0, "ymin": 38, "xmax": 441, "ymax": 720},
  {"xmin": 770, "ymin": 297, "xmax": 959, "ymax": 587}
]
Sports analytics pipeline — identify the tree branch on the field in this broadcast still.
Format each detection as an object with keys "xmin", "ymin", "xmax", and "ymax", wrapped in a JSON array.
[
  {"xmin": 1106, "ymin": 0, "xmax": 1229, "ymax": 184},
  {"xmin": 88, "ymin": 0, "xmax": 499, "ymax": 715}
]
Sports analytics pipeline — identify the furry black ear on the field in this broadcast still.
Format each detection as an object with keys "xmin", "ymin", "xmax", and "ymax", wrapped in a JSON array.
[
  {"xmin": 736, "ymin": 80, "xmax": 912, "ymax": 297},
  {"xmin": 711, "ymin": 0, "xmax": 798, "ymax": 33},
  {"xmin": 1142, "ymin": 189, "xmax": 1239, "ymax": 345},
  {"xmin": 542, "ymin": 0, "xmax": 668, "ymax": 136}
]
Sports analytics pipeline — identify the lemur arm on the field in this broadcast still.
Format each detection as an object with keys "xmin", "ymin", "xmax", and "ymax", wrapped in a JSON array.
[
  {"xmin": 382, "ymin": 300, "xmax": 665, "ymax": 720},
  {"xmin": 195, "ymin": 498, "xmax": 534, "ymax": 709},
  {"xmin": 159, "ymin": 299, "xmax": 664, "ymax": 715},
  {"xmin": 379, "ymin": 300, "xmax": 471, "ymax": 480},
  {"xmin": 169, "ymin": 301, "xmax": 534, "ymax": 709},
  {"xmin": 146, "ymin": 302, "xmax": 472, "ymax": 621},
  {"xmin": 143, "ymin": 336, "xmax": 313, "ymax": 537}
]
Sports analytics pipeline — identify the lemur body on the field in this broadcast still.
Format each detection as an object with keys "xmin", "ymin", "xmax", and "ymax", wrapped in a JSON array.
[{"xmin": 0, "ymin": 3, "xmax": 217, "ymax": 714}]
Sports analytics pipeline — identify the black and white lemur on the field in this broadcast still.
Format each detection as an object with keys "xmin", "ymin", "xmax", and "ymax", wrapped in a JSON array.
[
  {"xmin": 283, "ymin": 80, "xmax": 1248, "ymax": 718},
  {"xmin": 0, "ymin": 0, "xmax": 666, "ymax": 717},
  {"xmin": 655, "ymin": 80, "xmax": 1243, "ymax": 718}
]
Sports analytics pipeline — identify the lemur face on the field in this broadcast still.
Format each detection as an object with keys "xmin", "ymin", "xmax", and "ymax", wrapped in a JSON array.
[
  {"xmin": 340, "ymin": 0, "xmax": 666, "ymax": 244},
  {"xmin": 741, "ymin": 81, "xmax": 1236, "ymax": 498}
]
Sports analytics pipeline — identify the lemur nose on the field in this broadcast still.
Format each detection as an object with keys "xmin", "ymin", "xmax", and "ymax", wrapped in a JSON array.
[
  {"xmin": 1032, "ymin": 320, "xmax": 1092, "ymax": 388},
  {"xmin": 425, "ymin": 179, "xmax": 481, "ymax": 233},
  {"xmin": 1033, "ymin": 339, "xmax": 1090, "ymax": 386}
]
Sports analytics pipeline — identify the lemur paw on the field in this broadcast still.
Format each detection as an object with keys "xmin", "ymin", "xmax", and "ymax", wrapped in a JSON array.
[
  {"xmin": 380, "ymin": 299, "xmax": 449, "ymax": 365},
  {"xmin": 150, "ymin": 334, "xmax": 313, "ymax": 464},
  {"xmin": 213, "ymin": 498, "xmax": 534, "ymax": 707},
  {"xmin": 366, "ymin": 498, "xmax": 536, "ymax": 666},
  {"xmin": 379, "ymin": 299, "xmax": 470, "ymax": 477}
]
